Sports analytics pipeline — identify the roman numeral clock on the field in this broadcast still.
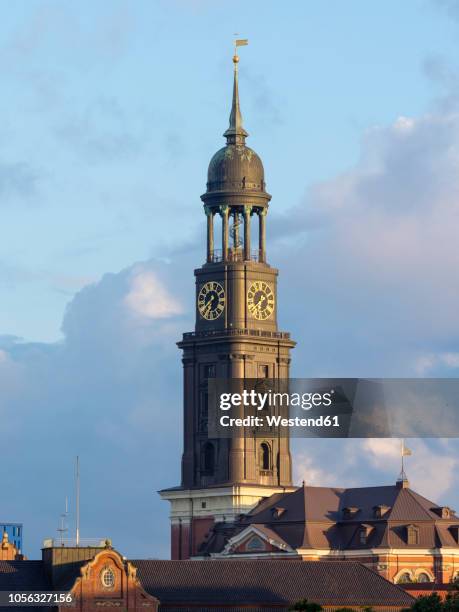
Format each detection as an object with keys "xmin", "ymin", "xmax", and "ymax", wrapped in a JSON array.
[
  {"xmin": 160, "ymin": 47, "xmax": 296, "ymax": 560},
  {"xmin": 197, "ymin": 282, "xmax": 226, "ymax": 321}
]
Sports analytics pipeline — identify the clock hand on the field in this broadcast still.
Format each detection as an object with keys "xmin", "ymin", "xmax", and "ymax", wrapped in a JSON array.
[{"xmin": 206, "ymin": 294, "xmax": 218, "ymax": 313}]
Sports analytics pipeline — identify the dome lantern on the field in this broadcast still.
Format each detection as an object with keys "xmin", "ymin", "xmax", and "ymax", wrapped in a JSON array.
[{"xmin": 201, "ymin": 42, "xmax": 271, "ymax": 265}]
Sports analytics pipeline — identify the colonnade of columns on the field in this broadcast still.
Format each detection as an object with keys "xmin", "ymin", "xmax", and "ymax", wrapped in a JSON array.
[{"xmin": 205, "ymin": 205, "xmax": 267, "ymax": 264}]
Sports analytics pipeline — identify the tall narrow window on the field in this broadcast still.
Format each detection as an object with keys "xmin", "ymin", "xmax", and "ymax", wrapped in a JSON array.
[
  {"xmin": 199, "ymin": 391, "xmax": 209, "ymax": 432},
  {"xmin": 260, "ymin": 443, "xmax": 270, "ymax": 471},
  {"xmin": 203, "ymin": 442, "xmax": 215, "ymax": 475},
  {"xmin": 407, "ymin": 525, "xmax": 419, "ymax": 545},
  {"xmin": 202, "ymin": 364, "xmax": 216, "ymax": 379}
]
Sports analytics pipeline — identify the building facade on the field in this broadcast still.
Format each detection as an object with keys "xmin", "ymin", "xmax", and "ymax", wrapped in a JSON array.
[
  {"xmin": 198, "ymin": 479, "xmax": 459, "ymax": 585},
  {"xmin": 0, "ymin": 530, "xmax": 23, "ymax": 561},
  {"xmin": 159, "ymin": 49, "xmax": 295, "ymax": 560},
  {"xmin": 0, "ymin": 541, "xmax": 415, "ymax": 611},
  {"xmin": 0, "ymin": 523, "xmax": 22, "ymax": 554}
]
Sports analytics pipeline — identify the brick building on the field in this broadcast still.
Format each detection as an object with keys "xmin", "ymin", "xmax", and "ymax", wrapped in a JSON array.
[
  {"xmin": 197, "ymin": 478, "xmax": 459, "ymax": 586},
  {"xmin": 0, "ymin": 541, "xmax": 415, "ymax": 611}
]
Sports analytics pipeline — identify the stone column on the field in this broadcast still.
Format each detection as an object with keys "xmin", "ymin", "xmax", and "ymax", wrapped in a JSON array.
[
  {"xmin": 205, "ymin": 206, "xmax": 214, "ymax": 263},
  {"xmin": 220, "ymin": 205, "xmax": 229, "ymax": 261},
  {"xmin": 228, "ymin": 354, "xmax": 246, "ymax": 482},
  {"xmin": 244, "ymin": 205, "xmax": 251, "ymax": 261},
  {"xmin": 259, "ymin": 208, "xmax": 267, "ymax": 263}
]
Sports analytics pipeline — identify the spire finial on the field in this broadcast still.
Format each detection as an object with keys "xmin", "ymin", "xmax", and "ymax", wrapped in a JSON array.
[
  {"xmin": 224, "ymin": 38, "xmax": 249, "ymax": 145},
  {"xmin": 397, "ymin": 439, "xmax": 411, "ymax": 487}
]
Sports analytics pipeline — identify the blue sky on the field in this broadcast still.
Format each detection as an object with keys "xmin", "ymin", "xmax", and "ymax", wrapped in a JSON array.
[
  {"xmin": 2, "ymin": 0, "xmax": 458, "ymax": 341},
  {"xmin": 1, "ymin": 0, "xmax": 459, "ymax": 559}
]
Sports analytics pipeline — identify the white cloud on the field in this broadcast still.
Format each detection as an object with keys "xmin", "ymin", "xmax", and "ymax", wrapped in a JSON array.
[
  {"xmin": 293, "ymin": 437, "xmax": 459, "ymax": 503},
  {"xmin": 363, "ymin": 438, "xmax": 400, "ymax": 460},
  {"xmin": 394, "ymin": 116, "xmax": 415, "ymax": 132},
  {"xmin": 363, "ymin": 438, "xmax": 458, "ymax": 499},
  {"xmin": 124, "ymin": 266, "xmax": 183, "ymax": 319},
  {"xmin": 275, "ymin": 110, "xmax": 459, "ymax": 377},
  {"xmin": 414, "ymin": 352, "xmax": 459, "ymax": 374},
  {"xmin": 293, "ymin": 452, "xmax": 341, "ymax": 487},
  {"xmin": 0, "ymin": 257, "xmax": 189, "ymax": 559}
]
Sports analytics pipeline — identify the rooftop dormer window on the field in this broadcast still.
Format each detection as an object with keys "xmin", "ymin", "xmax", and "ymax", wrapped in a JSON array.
[
  {"xmin": 432, "ymin": 506, "xmax": 454, "ymax": 519},
  {"xmin": 343, "ymin": 506, "xmax": 360, "ymax": 519},
  {"xmin": 271, "ymin": 507, "xmax": 285, "ymax": 520},
  {"xmin": 358, "ymin": 524, "xmax": 372, "ymax": 546},
  {"xmin": 449, "ymin": 525, "xmax": 459, "ymax": 543},
  {"xmin": 406, "ymin": 524, "xmax": 419, "ymax": 545},
  {"xmin": 373, "ymin": 504, "xmax": 391, "ymax": 518}
]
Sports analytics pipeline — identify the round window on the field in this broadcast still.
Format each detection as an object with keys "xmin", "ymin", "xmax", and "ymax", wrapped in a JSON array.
[{"xmin": 101, "ymin": 567, "xmax": 115, "ymax": 588}]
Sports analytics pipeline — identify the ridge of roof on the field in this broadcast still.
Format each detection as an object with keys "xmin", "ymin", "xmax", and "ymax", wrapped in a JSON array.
[{"xmin": 407, "ymin": 488, "xmax": 458, "ymax": 519}]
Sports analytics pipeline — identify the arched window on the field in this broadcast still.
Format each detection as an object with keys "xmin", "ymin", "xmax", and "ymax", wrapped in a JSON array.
[
  {"xmin": 203, "ymin": 442, "xmax": 215, "ymax": 474},
  {"xmin": 397, "ymin": 572, "xmax": 412, "ymax": 584},
  {"xmin": 417, "ymin": 572, "xmax": 431, "ymax": 583},
  {"xmin": 260, "ymin": 443, "xmax": 271, "ymax": 471}
]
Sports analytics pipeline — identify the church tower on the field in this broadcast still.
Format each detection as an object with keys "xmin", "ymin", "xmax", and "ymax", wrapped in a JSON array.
[{"xmin": 160, "ymin": 46, "xmax": 296, "ymax": 560}]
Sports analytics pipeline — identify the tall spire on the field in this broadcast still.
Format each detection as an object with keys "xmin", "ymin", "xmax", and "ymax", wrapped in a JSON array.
[{"xmin": 224, "ymin": 40, "xmax": 249, "ymax": 145}]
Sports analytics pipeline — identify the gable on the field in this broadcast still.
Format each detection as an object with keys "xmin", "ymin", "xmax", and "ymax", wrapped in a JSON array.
[
  {"xmin": 221, "ymin": 525, "xmax": 293, "ymax": 556},
  {"xmin": 67, "ymin": 549, "xmax": 159, "ymax": 610}
]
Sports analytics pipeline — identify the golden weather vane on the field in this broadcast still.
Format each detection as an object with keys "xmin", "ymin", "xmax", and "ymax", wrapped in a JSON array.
[
  {"xmin": 233, "ymin": 35, "xmax": 248, "ymax": 63},
  {"xmin": 399, "ymin": 439, "xmax": 412, "ymax": 482}
]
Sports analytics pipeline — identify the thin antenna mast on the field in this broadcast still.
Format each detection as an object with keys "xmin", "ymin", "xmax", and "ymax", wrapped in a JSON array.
[
  {"xmin": 57, "ymin": 497, "xmax": 69, "ymax": 546},
  {"xmin": 76, "ymin": 456, "xmax": 80, "ymax": 546}
]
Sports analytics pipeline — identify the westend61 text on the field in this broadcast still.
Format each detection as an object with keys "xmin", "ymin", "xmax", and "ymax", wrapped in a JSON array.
[{"xmin": 220, "ymin": 415, "xmax": 340, "ymax": 428}]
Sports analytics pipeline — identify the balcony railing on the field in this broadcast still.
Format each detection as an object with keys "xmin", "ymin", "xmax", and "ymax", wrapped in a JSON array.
[
  {"xmin": 183, "ymin": 329, "xmax": 291, "ymax": 340},
  {"xmin": 209, "ymin": 248, "xmax": 261, "ymax": 263}
]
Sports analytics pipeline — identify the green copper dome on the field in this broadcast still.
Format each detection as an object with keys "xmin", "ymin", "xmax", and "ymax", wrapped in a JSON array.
[{"xmin": 207, "ymin": 144, "xmax": 265, "ymax": 193}]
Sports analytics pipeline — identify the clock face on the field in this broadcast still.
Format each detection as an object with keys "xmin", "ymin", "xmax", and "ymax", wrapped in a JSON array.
[
  {"xmin": 247, "ymin": 281, "xmax": 275, "ymax": 320},
  {"xmin": 198, "ymin": 281, "xmax": 225, "ymax": 320}
]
